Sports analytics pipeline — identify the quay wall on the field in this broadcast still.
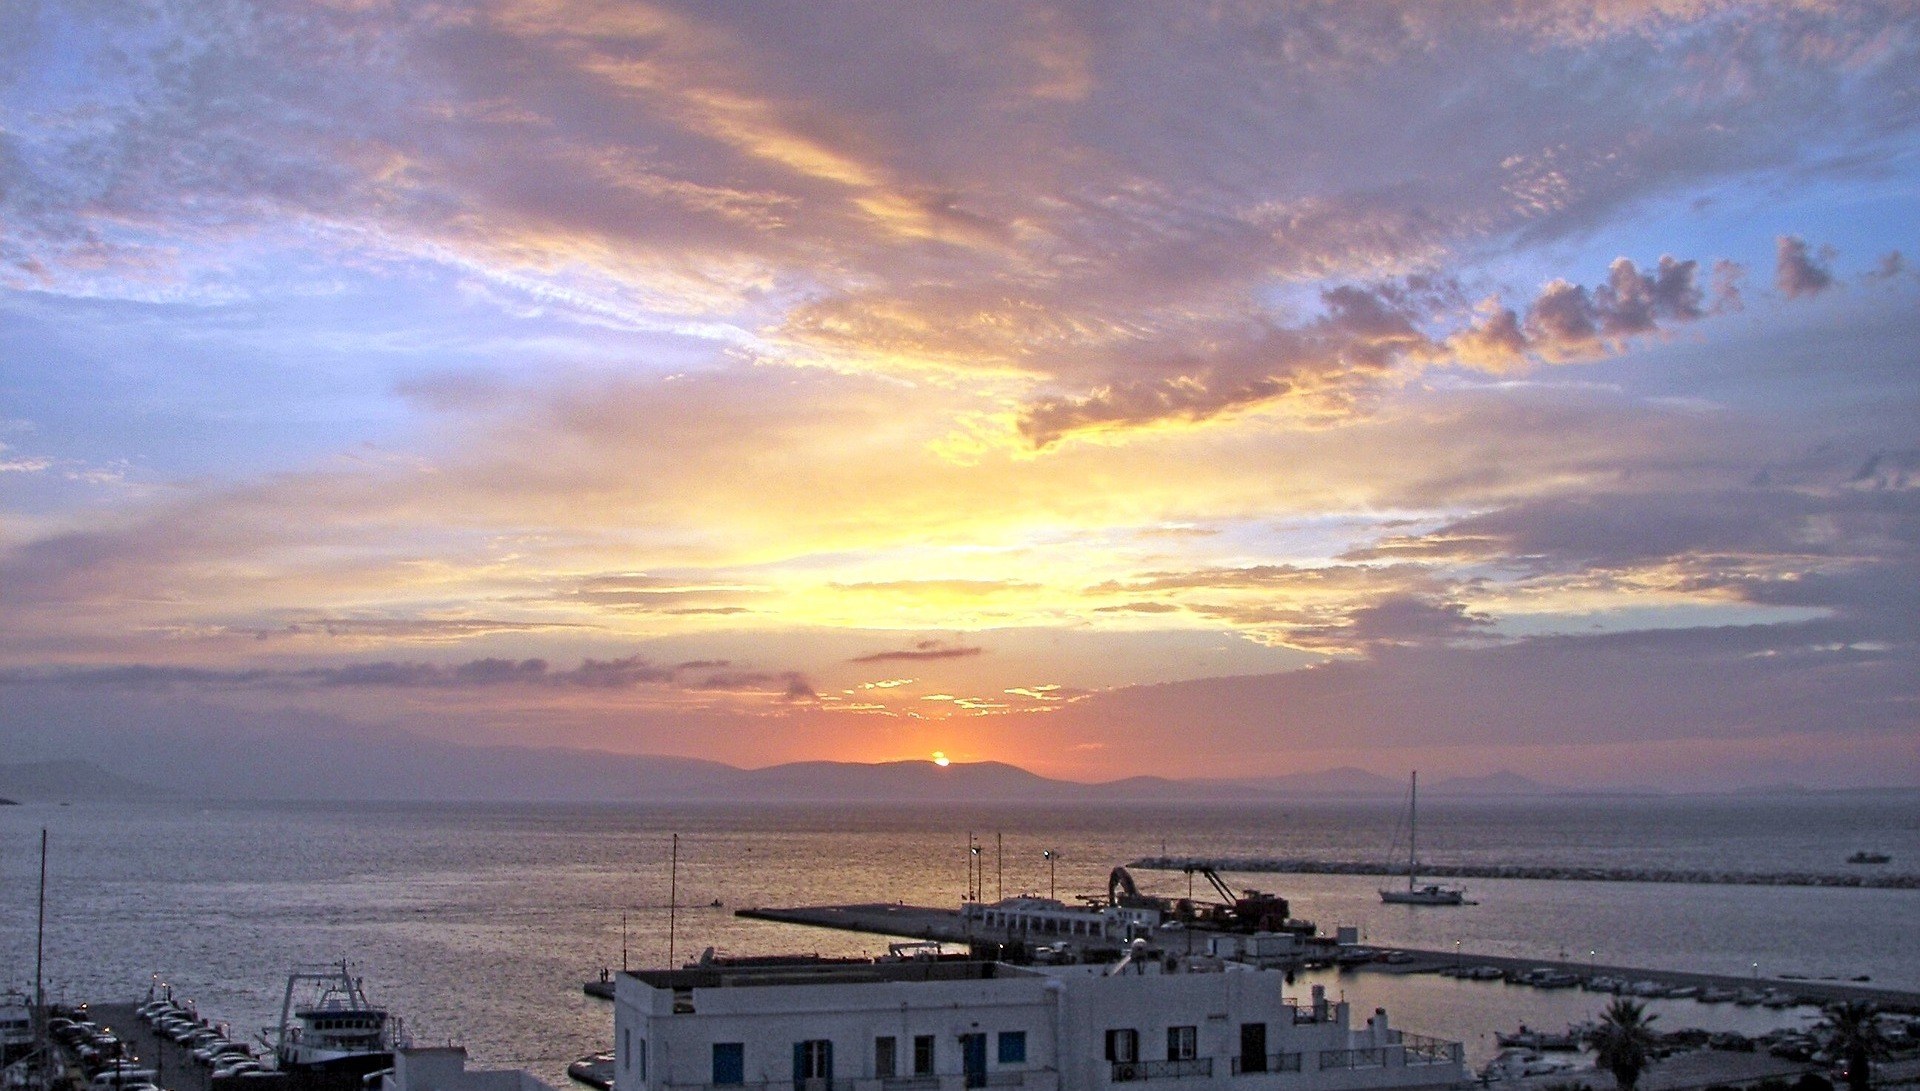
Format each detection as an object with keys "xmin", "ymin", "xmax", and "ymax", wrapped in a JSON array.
[{"xmin": 1130, "ymin": 856, "xmax": 1920, "ymax": 890}]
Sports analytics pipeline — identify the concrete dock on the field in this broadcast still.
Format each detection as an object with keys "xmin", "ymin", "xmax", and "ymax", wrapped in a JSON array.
[{"xmin": 91, "ymin": 1003, "xmax": 222, "ymax": 1091}]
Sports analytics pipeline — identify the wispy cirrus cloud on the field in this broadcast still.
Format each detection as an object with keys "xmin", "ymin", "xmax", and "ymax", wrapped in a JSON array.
[{"xmin": 850, "ymin": 640, "xmax": 985, "ymax": 664}]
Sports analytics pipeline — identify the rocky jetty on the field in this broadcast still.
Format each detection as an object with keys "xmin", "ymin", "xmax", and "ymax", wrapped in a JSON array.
[{"xmin": 1130, "ymin": 855, "xmax": 1920, "ymax": 889}]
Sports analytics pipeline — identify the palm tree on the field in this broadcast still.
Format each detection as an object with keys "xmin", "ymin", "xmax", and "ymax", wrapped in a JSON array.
[
  {"xmin": 1588, "ymin": 998, "xmax": 1660, "ymax": 1091},
  {"xmin": 1820, "ymin": 1000, "xmax": 1886, "ymax": 1091}
]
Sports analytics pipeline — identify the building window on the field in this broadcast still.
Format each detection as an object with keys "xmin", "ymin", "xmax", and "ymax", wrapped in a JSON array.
[
  {"xmin": 795, "ymin": 1039, "xmax": 833, "ymax": 1084},
  {"xmin": 713, "ymin": 1043, "xmax": 745, "ymax": 1086},
  {"xmin": 636, "ymin": 1040, "xmax": 647, "ymax": 1081},
  {"xmin": 997, "ymin": 1032, "xmax": 1026, "ymax": 1065},
  {"xmin": 1167, "ymin": 1027, "xmax": 1196, "ymax": 1062},
  {"xmin": 913, "ymin": 1035, "xmax": 936, "ymax": 1076},
  {"xmin": 875, "ymin": 1037, "xmax": 897, "ymax": 1079},
  {"xmin": 623, "ymin": 1030, "xmax": 630, "ymax": 1071},
  {"xmin": 1104, "ymin": 1029, "xmax": 1139, "ymax": 1063}
]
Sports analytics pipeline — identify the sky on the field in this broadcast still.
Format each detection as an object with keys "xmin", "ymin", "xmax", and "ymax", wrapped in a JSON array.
[{"xmin": 1, "ymin": 0, "xmax": 1916, "ymax": 791}]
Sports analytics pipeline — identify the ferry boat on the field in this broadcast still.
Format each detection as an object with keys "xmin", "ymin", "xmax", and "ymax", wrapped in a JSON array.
[
  {"xmin": 1379, "ymin": 773, "xmax": 1469, "ymax": 906},
  {"xmin": 1847, "ymin": 851, "xmax": 1891, "ymax": 864},
  {"xmin": 270, "ymin": 963, "xmax": 402, "ymax": 1077}
]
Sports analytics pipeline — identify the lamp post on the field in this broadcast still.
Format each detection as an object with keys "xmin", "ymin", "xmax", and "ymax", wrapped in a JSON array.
[
  {"xmin": 969, "ymin": 835, "xmax": 982, "ymax": 902},
  {"xmin": 1043, "ymin": 850, "xmax": 1057, "ymax": 900},
  {"xmin": 1454, "ymin": 940, "xmax": 1461, "ymax": 970}
]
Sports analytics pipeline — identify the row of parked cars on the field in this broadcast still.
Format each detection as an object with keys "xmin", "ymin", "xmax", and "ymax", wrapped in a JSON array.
[
  {"xmin": 136, "ymin": 997, "xmax": 273, "ymax": 1080},
  {"xmin": 46, "ymin": 1007, "xmax": 131, "ymax": 1076}
]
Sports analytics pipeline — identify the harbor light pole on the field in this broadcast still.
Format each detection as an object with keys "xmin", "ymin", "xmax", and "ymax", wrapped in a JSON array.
[
  {"xmin": 1044, "ymin": 850, "xmax": 1057, "ymax": 900},
  {"xmin": 968, "ymin": 834, "xmax": 981, "ymax": 902}
]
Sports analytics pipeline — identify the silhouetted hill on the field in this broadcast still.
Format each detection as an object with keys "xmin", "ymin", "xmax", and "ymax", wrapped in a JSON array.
[
  {"xmin": 1426, "ymin": 770, "xmax": 1558, "ymax": 796},
  {"xmin": 0, "ymin": 759, "xmax": 164, "ymax": 801},
  {"xmin": 1211, "ymin": 766, "xmax": 1403, "ymax": 796}
]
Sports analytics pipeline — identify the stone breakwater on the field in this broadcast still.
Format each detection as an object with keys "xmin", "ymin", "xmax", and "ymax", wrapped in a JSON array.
[{"xmin": 1129, "ymin": 856, "xmax": 1920, "ymax": 889}]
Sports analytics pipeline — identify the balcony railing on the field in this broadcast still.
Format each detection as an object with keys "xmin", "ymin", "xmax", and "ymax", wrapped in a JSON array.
[
  {"xmin": 1229, "ymin": 1053, "xmax": 1302, "ymax": 1075},
  {"xmin": 881, "ymin": 1079, "xmax": 940, "ymax": 1091},
  {"xmin": 1110, "ymin": 1059, "xmax": 1213, "ymax": 1082},
  {"xmin": 1316, "ymin": 1049, "xmax": 1385, "ymax": 1070},
  {"xmin": 1392, "ymin": 1033, "xmax": 1464, "ymax": 1066}
]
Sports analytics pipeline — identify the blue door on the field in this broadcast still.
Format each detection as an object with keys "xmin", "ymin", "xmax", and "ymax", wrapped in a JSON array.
[
  {"xmin": 713, "ymin": 1044, "xmax": 744, "ymax": 1086},
  {"xmin": 961, "ymin": 1034, "xmax": 987, "ymax": 1089}
]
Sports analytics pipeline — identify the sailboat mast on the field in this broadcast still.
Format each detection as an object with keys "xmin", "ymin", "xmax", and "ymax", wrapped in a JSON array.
[
  {"xmin": 1407, "ymin": 772, "xmax": 1418, "ymax": 893},
  {"xmin": 35, "ymin": 828, "xmax": 47, "ymax": 1031}
]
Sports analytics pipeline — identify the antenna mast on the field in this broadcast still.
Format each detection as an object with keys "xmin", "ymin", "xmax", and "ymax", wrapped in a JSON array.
[{"xmin": 667, "ymin": 834, "xmax": 679, "ymax": 970}]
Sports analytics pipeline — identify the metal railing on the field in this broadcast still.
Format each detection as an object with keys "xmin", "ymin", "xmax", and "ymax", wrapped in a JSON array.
[
  {"xmin": 1392, "ymin": 1033, "xmax": 1463, "ymax": 1065},
  {"xmin": 1109, "ymin": 1059, "xmax": 1213, "ymax": 1082},
  {"xmin": 882, "ymin": 1079, "xmax": 940, "ymax": 1091},
  {"xmin": 1229, "ymin": 1053, "xmax": 1302, "ymax": 1075},
  {"xmin": 1316, "ymin": 1048, "xmax": 1385, "ymax": 1070}
]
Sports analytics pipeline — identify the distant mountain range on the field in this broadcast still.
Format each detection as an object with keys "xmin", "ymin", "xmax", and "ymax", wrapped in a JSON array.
[
  {"xmin": 0, "ymin": 758, "xmax": 166, "ymax": 802},
  {"xmin": 0, "ymin": 744, "xmax": 1589, "ymax": 803}
]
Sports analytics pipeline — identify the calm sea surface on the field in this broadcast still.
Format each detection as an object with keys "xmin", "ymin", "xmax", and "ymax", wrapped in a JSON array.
[{"xmin": 3, "ymin": 796, "xmax": 1916, "ymax": 1080}]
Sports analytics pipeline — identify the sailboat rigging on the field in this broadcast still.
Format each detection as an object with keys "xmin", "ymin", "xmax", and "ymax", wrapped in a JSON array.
[{"xmin": 1379, "ymin": 772, "xmax": 1471, "ymax": 906}]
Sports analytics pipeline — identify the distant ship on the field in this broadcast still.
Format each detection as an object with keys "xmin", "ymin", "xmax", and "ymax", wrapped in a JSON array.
[
  {"xmin": 1847, "ymin": 851, "xmax": 1891, "ymax": 865},
  {"xmin": 1380, "ymin": 772, "xmax": 1470, "ymax": 906},
  {"xmin": 271, "ymin": 962, "xmax": 403, "ymax": 1076}
]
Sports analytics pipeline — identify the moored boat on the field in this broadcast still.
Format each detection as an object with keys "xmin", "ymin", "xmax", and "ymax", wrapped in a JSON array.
[
  {"xmin": 270, "ymin": 963, "xmax": 403, "ymax": 1077},
  {"xmin": 0, "ymin": 991, "xmax": 32, "ymax": 1065},
  {"xmin": 566, "ymin": 1050, "xmax": 614, "ymax": 1091},
  {"xmin": 1378, "ymin": 772, "xmax": 1471, "ymax": 906}
]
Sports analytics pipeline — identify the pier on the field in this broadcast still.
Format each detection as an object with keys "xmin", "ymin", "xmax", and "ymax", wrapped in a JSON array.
[
  {"xmin": 1353, "ymin": 948, "xmax": 1920, "ymax": 1012},
  {"xmin": 735, "ymin": 902, "xmax": 1093, "ymax": 950},
  {"xmin": 736, "ymin": 902, "xmax": 1920, "ymax": 1012},
  {"xmin": 1130, "ymin": 855, "xmax": 1920, "ymax": 889}
]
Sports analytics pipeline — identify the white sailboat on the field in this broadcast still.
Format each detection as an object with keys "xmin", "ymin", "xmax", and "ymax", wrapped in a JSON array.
[{"xmin": 1379, "ymin": 771, "xmax": 1470, "ymax": 906}]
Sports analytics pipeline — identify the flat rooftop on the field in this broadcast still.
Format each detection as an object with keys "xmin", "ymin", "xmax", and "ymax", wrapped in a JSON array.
[{"xmin": 626, "ymin": 959, "xmax": 1039, "ymax": 990}]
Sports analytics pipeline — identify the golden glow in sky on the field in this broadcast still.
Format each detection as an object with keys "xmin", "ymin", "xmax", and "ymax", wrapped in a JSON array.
[{"xmin": 0, "ymin": 1, "xmax": 1915, "ymax": 791}]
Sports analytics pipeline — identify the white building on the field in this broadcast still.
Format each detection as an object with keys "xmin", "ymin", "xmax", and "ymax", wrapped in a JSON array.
[
  {"xmin": 611, "ymin": 953, "xmax": 1463, "ymax": 1091},
  {"xmin": 379, "ymin": 1046, "xmax": 558, "ymax": 1091}
]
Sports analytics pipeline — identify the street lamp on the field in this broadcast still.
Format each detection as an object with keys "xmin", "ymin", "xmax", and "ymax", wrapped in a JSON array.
[
  {"xmin": 969, "ymin": 837, "xmax": 983, "ymax": 903},
  {"xmin": 1454, "ymin": 940, "xmax": 1461, "ymax": 969},
  {"xmin": 1043, "ymin": 850, "xmax": 1058, "ymax": 900}
]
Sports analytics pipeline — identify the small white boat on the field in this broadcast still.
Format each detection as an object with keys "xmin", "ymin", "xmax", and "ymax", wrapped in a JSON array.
[{"xmin": 1379, "ymin": 772, "xmax": 1470, "ymax": 906}]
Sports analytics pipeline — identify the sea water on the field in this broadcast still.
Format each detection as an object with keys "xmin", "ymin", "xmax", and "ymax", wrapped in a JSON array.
[{"xmin": 2, "ymin": 795, "xmax": 1914, "ymax": 1081}]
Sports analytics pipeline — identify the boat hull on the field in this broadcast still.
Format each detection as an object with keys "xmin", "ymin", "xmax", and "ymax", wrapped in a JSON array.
[
  {"xmin": 1380, "ymin": 887, "xmax": 1467, "ymax": 906},
  {"xmin": 276, "ymin": 1049, "xmax": 396, "ymax": 1079}
]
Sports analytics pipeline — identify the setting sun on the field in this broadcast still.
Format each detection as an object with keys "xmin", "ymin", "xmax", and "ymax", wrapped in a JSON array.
[{"xmin": 931, "ymin": 752, "xmax": 950, "ymax": 767}]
